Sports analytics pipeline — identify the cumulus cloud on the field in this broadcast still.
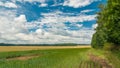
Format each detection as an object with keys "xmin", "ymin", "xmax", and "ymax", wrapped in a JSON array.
[
  {"xmin": 0, "ymin": 12, "xmax": 27, "ymax": 31},
  {"xmin": 14, "ymin": 15, "xmax": 27, "ymax": 23},
  {"xmin": 40, "ymin": 11, "xmax": 97, "ymax": 24},
  {"xmin": 0, "ymin": 9, "xmax": 95, "ymax": 44},
  {"xmin": 2, "ymin": 0, "xmax": 100, "ymax": 8},
  {"xmin": 0, "ymin": 0, "xmax": 99, "ymax": 45},
  {"xmin": 0, "ymin": 1, "xmax": 17, "ymax": 8},
  {"xmin": 4, "ymin": 0, "xmax": 99, "ymax": 8},
  {"xmin": 32, "ymin": 11, "xmax": 95, "ymax": 44},
  {"xmin": 0, "ymin": 9, "xmax": 28, "ymax": 43},
  {"xmin": 63, "ymin": 0, "xmax": 98, "ymax": 8}
]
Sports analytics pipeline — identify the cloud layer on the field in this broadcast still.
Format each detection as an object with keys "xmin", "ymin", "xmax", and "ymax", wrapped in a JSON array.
[
  {"xmin": 0, "ymin": 0, "xmax": 102, "ymax": 44},
  {"xmin": 0, "ymin": 1, "xmax": 17, "ymax": 8},
  {"xmin": 63, "ymin": 0, "xmax": 94, "ymax": 8}
]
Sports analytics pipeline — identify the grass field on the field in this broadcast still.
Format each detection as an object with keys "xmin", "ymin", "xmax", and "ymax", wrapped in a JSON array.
[
  {"xmin": 0, "ymin": 46, "xmax": 119, "ymax": 68},
  {"xmin": 0, "ymin": 47, "xmax": 92, "ymax": 68}
]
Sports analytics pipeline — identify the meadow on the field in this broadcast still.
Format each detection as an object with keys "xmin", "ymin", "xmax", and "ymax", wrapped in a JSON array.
[{"xmin": 0, "ymin": 46, "xmax": 119, "ymax": 68}]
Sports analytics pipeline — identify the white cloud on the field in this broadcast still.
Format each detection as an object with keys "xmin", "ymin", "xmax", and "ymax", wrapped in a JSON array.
[
  {"xmin": 0, "ymin": 8, "xmax": 95, "ymax": 44},
  {"xmin": 63, "ymin": 0, "xmax": 98, "ymax": 8},
  {"xmin": 92, "ymin": 23, "xmax": 98, "ymax": 29},
  {"xmin": 14, "ymin": 15, "xmax": 27, "ymax": 23},
  {"xmin": 12, "ymin": 0, "xmax": 46, "ymax": 3},
  {"xmin": 0, "ymin": 1, "xmax": 17, "ymax": 8},
  {"xmin": 4, "ymin": 0, "xmax": 99, "ymax": 8},
  {"xmin": 39, "ymin": 3, "xmax": 48, "ymax": 7},
  {"xmin": 40, "ymin": 11, "xmax": 97, "ymax": 24},
  {"xmin": 0, "ymin": 9, "xmax": 29, "ymax": 41},
  {"xmin": 33, "ymin": 11, "xmax": 96, "ymax": 44},
  {"xmin": 81, "ymin": 9, "xmax": 94, "ymax": 13}
]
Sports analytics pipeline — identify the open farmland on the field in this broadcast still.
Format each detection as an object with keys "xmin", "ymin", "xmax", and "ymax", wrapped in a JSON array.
[
  {"xmin": 0, "ymin": 46, "xmax": 114, "ymax": 68},
  {"xmin": 0, "ymin": 46, "xmax": 119, "ymax": 68},
  {"xmin": 0, "ymin": 47, "xmax": 96, "ymax": 68},
  {"xmin": 0, "ymin": 45, "xmax": 91, "ymax": 52}
]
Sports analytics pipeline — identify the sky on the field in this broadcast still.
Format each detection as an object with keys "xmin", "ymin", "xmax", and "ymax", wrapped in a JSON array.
[{"xmin": 0, "ymin": 0, "xmax": 106, "ymax": 44}]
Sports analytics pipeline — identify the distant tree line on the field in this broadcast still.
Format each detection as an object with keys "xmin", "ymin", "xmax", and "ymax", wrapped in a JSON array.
[
  {"xmin": 91, "ymin": 0, "xmax": 120, "ymax": 50},
  {"xmin": 0, "ymin": 43, "xmax": 88, "ymax": 46}
]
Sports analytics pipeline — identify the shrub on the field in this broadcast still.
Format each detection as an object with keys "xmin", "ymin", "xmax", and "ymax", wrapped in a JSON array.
[{"xmin": 103, "ymin": 43, "xmax": 115, "ymax": 51}]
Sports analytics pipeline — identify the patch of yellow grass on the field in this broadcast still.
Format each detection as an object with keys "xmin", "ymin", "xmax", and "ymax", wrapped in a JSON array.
[{"xmin": 0, "ymin": 45, "xmax": 91, "ymax": 52}]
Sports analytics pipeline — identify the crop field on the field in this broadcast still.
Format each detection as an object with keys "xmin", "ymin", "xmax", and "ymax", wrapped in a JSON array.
[
  {"xmin": 0, "ymin": 46, "xmax": 119, "ymax": 68},
  {"xmin": 0, "ymin": 46, "xmax": 91, "ymax": 52},
  {"xmin": 0, "ymin": 47, "xmax": 93, "ymax": 68}
]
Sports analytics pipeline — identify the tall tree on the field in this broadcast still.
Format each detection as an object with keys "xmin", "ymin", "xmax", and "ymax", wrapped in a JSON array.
[{"xmin": 91, "ymin": 0, "xmax": 120, "ymax": 49}]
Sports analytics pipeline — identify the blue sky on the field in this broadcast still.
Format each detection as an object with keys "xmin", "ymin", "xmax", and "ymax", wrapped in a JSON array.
[{"xmin": 0, "ymin": 0, "xmax": 106, "ymax": 44}]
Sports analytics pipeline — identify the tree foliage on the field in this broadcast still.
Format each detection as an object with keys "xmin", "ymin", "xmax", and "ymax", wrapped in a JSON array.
[{"xmin": 91, "ymin": 0, "xmax": 120, "ymax": 49}]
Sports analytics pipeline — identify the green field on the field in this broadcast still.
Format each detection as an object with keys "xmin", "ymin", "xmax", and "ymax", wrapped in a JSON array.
[
  {"xmin": 0, "ymin": 47, "xmax": 119, "ymax": 68},
  {"xmin": 0, "ymin": 48, "xmax": 91, "ymax": 68}
]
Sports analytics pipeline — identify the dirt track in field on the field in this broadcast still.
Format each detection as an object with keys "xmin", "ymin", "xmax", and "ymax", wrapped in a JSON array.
[
  {"xmin": 89, "ymin": 54, "xmax": 112, "ymax": 68},
  {"xmin": 7, "ymin": 55, "xmax": 40, "ymax": 61},
  {"xmin": 0, "ymin": 45, "xmax": 91, "ymax": 52}
]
